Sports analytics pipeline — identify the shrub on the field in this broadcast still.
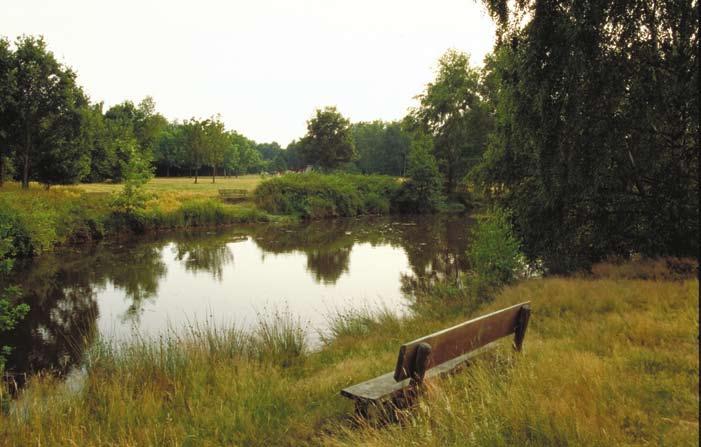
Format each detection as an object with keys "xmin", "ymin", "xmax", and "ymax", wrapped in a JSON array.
[
  {"xmin": 468, "ymin": 207, "xmax": 524, "ymax": 288},
  {"xmin": 253, "ymin": 173, "xmax": 400, "ymax": 219},
  {"xmin": 393, "ymin": 144, "xmax": 444, "ymax": 213},
  {"xmin": 109, "ymin": 150, "xmax": 154, "ymax": 215}
]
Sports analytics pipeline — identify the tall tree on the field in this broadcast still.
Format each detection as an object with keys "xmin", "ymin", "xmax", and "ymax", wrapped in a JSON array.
[
  {"xmin": 299, "ymin": 107, "xmax": 356, "ymax": 170},
  {"xmin": 0, "ymin": 38, "xmax": 13, "ymax": 186},
  {"xmin": 202, "ymin": 117, "xmax": 227, "ymax": 183},
  {"xmin": 476, "ymin": 0, "xmax": 699, "ymax": 271},
  {"xmin": 153, "ymin": 122, "xmax": 185, "ymax": 177},
  {"xmin": 411, "ymin": 50, "xmax": 493, "ymax": 193},
  {"xmin": 1, "ymin": 36, "xmax": 89, "ymax": 188},
  {"xmin": 352, "ymin": 121, "xmax": 411, "ymax": 176},
  {"xmin": 182, "ymin": 118, "xmax": 206, "ymax": 183}
]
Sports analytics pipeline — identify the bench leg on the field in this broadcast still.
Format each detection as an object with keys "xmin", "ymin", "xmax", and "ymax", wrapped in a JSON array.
[
  {"xmin": 513, "ymin": 304, "xmax": 531, "ymax": 352},
  {"xmin": 354, "ymin": 400, "xmax": 370, "ymax": 419}
]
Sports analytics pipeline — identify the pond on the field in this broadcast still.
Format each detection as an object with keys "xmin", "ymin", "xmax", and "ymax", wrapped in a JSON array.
[{"xmin": 3, "ymin": 214, "xmax": 473, "ymax": 381}]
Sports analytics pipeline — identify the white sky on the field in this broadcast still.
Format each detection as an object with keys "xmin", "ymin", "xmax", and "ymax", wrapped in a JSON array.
[{"xmin": 1, "ymin": 0, "xmax": 495, "ymax": 145}]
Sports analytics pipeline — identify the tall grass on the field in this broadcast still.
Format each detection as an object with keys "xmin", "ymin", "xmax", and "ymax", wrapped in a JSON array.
[{"xmin": 0, "ymin": 259, "xmax": 697, "ymax": 446}]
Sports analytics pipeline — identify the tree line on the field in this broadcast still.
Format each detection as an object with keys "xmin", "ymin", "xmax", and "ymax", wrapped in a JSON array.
[{"xmin": 0, "ymin": 35, "xmax": 492, "ymax": 191}]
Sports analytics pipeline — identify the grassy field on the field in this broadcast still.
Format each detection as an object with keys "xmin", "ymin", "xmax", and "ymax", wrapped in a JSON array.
[
  {"xmin": 0, "ymin": 258, "xmax": 697, "ymax": 446},
  {"xmin": 70, "ymin": 175, "xmax": 264, "ymax": 197}
]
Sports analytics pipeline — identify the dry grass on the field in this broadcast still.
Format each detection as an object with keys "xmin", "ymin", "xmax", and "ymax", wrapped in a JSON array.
[{"xmin": 0, "ymin": 259, "xmax": 697, "ymax": 446}]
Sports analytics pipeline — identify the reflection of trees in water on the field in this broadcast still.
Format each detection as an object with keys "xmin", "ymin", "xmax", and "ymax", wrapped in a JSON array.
[
  {"xmin": 4, "ymin": 256, "xmax": 99, "ymax": 388},
  {"xmin": 397, "ymin": 216, "xmax": 471, "ymax": 298},
  {"xmin": 108, "ymin": 246, "xmax": 167, "ymax": 323},
  {"xmin": 172, "ymin": 235, "xmax": 237, "ymax": 281},
  {"xmin": 249, "ymin": 215, "xmax": 472, "ymax": 288},
  {"xmin": 306, "ymin": 248, "xmax": 352, "ymax": 284},
  {"xmin": 4, "ymin": 242, "xmax": 168, "ymax": 383},
  {"xmin": 251, "ymin": 220, "xmax": 362, "ymax": 284}
]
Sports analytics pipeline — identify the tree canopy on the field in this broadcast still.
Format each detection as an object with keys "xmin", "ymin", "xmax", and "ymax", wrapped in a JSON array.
[
  {"xmin": 299, "ymin": 107, "xmax": 356, "ymax": 170},
  {"xmin": 474, "ymin": 0, "xmax": 699, "ymax": 271}
]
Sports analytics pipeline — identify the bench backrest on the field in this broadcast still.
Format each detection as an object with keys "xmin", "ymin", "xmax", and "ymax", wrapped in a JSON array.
[{"xmin": 393, "ymin": 302, "xmax": 530, "ymax": 381}]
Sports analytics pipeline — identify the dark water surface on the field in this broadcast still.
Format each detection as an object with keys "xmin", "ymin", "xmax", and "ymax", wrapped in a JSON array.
[{"xmin": 4, "ymin": 214, "xmax": 473, "ymax": 379}]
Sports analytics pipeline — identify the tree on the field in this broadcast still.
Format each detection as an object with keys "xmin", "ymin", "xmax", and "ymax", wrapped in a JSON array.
[
  {"xmin": 352, "ymin": 121, "xmax": 411, "ymax": 176},
  {"xmin": 284, "ymin": 139, "xmax": 306, "ymax": 171},
  {"xmin": 134, "ymin": 96, "xmax": 167, "ymax": 158},
  {"xmin": 299, "ymin": 107, "xmax": 356, "ymax": 170},
  {"xmin": 153, "ymin": 122, "xmax": 186, "ymax": 177},
  {"xmin": 476, "ymin": 0, "xmax": 699, "ymax": 271},
  {"xmin": 0, "ymin": 38, "xmax": 13, "ymax": 186},
  {"xmin": 202, "ymin": 117, "xmax": 227, "ymax": 183},
  {"xmin": 394, "ymin": 131, "xmax": 444, "ymax": 213},
  {"xmin": 411, "ymin": 50, "xmax": 493, "ymax": 193},
  {"xmin": 1, "ymin": 36, "xmax": 90, "ymax": 188},
  {"xmin": 182, "ymin": 118, "xmax": 206, "ymax": 183},
  {"xmin": 109, "ymin": 144, "xmax": 154, "ymax": 215}
]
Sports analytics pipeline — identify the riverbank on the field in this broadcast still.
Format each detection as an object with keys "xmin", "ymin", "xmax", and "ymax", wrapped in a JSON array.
[
  {"xmin": 0, "ymin": 172, "xmax": 469, "ymax": 258},
  {"xmin": 0, "ymin": 177, "xmax": 276, "ymax": 257},
  {"xmin": 1, "ymin": 257, "xmax": 696, "ymax": 446}
]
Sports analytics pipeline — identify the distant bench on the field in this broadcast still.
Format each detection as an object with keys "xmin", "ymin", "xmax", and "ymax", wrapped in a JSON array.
[
  {"xmin": 341, "ymin": 302, "xmax": 531, "ymax": 418},
  {"xmin": 218, "ymin": 189, "xmax": 249, "ymax": 203}
]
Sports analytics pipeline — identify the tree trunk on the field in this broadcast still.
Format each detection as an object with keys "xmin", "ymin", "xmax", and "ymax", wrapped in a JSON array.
[
  {"xmin": 166, "ymin": 165, "xmax": 170, "ymax": 177},
  {"xmin": 0, "ymin": 155, "xmax": 4, "ymax": 187},
  {"xmin": 212, "ymin": 165, "xmax": 216, "ymax": 183},
  {"xmin": 194, "ymin": 168, "xmax": 198, "ymax": 184},
  {"xmin": 22, "ymin": 152, "xmax": 30, "ymax": 189},
  {"xmin": 22, "ymin": 129, "xmax": 31, "ymax": 189}
]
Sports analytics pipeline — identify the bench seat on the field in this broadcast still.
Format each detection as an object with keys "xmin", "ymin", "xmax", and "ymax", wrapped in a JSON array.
[{"xmin": 341, "ymin": 342, "xmax": 498, "ymax": 402}]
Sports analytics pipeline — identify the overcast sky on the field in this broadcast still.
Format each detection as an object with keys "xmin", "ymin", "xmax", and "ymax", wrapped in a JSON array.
[{"xmin": 2, "ymin": 0, "xmax": 495, "ymax": 145}]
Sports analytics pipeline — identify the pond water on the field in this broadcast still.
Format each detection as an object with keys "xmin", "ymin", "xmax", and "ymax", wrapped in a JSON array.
[{"xmin": 3, "ymin": 214, "xmax": 473, "ymax": 381}]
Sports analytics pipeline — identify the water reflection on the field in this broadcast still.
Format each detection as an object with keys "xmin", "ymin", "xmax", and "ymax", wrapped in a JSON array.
[
  {"xmin": 172, "ymin": 234, "xmax": 237, "ymax": 281},
  {"xmin": 3, "ymin": 215, "xmax": 472, "ymax": 384}
]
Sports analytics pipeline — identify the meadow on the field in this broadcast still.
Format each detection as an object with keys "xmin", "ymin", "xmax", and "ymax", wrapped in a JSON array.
[
  {"xmin": 0, "ymin": 258, "xmax": 696, "ymax": 446},
  {"xmin": 72, "ymin": 175, "xmax": 264, "ymax": 197}
]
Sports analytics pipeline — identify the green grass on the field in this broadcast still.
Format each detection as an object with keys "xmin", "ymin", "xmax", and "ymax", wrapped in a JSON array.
[{"xmin": 0, "ymin": 258, "xmax": 697, "ymax": 446}]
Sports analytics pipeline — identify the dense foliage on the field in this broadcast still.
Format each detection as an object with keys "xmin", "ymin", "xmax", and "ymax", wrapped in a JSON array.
[
  {"xmin": 351, "ymin": 121, "xmax": 411, "ymax": 176},
  {"xmin": 467, "ymin": 207, "xmax": 524, "ymax": 288},
  {"xmin": 393, "ymin": 136, "xmax": 445, "ymax": 213},
  {"xmin": 474, "ymin": 0, "xmax": 699, "ymax": 272},
  {"xmin": 410, "ymin": 50, "xmax": 494, "ymax": 193},
  {"xmin": 298, "ymin": 107, "xmax": 356, "ymax": 170},
  {"xmin": 253, "ymin": 173, "xmax": 400, "ymax": 218}
]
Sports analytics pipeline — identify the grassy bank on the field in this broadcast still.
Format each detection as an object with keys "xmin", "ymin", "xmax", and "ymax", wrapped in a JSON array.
[
  {"xmin": 0, "ymin": 177, "xmax": 272, "ymax": 257},
  {"xmin": 0, "ymin": 258, "xmax": 696, "ymax": 445}
]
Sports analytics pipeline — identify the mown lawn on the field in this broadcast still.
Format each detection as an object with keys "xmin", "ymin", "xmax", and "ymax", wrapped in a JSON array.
[
  {"xmin": 70, "ymin": 175, "xmax": 265, "ymax": 197},
  {"xmin": 0, "ymin": 259, "xmax": 697, "ymax": 446}
]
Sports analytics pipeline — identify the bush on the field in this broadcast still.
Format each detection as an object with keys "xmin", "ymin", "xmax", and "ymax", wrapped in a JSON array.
[
  {"xmin": 468, "ymin": 207, "xmax": 524, "ymax": 288},
  {"xmin": 253, "ymin": 173, "xmax": 399, "ymax": 219},
  {"xmin": 393, "ymin": 144, "xmax": 444, "ymax": 213}
]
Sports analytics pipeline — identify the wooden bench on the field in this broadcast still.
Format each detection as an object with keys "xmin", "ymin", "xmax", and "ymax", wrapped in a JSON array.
[
  {"xmin": 218, "ymin": 189, "xmax": 249, "ymax": 203},
  {"xmin": 340, "ymin": 302, "xmax": 531, "ymax": 417}
]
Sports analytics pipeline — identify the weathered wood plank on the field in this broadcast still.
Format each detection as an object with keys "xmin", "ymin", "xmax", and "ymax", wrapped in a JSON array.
[
  {"xmin": 218, "ymin": 189, "xmax": 249, "ymax": 202},
  {"xmin": 393, "ymin": 302, "xmax": 530, "ymax": 381},
  {"xmin": 341, "ymin": 342, "xmax": 499, "ymax": 402}
]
